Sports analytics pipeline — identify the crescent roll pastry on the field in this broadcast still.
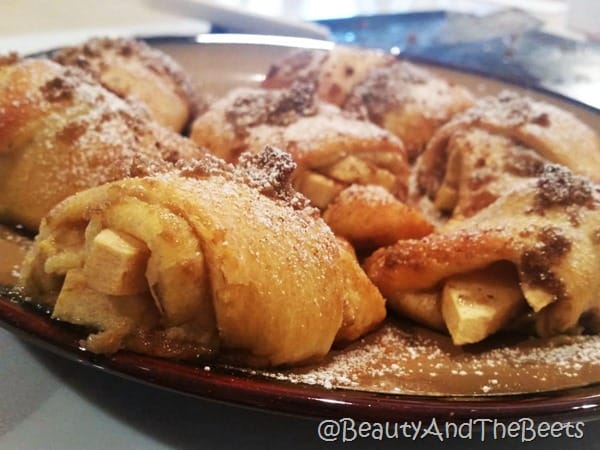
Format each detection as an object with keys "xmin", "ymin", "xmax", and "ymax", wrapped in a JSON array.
[
  {"xmin": 322, "ymin": 185, "xmax": 434, "ymax": 250},
  {"xmin": 262, "ymin": 46, "xmax": 474, "ymax": 159},
  {"xmin": 52, "ymin": 37, "xmax": 202, "ymax": 132},
  {"xmin": 417, "ymin": 91, "xmax": 600, "ymax": 218},
  {"xmin": 20, "ymin": 148, "xmax": 386, "ymax": 367},
  {"xmin": 365, "ymin": 165, "xmax": 600, "ymax": 344},
  {"xmin": 189, "ymin": 84, "xmax": 409, "ymax": 202},
  {"xmin": 189, "ymin": 83, "xmax": 429, "ymax": 248},
  {"xmin": 263, "ymin": 46, "xmax": 392, "ymax": 106},
  {"xmin": 343, "ymin": 61, "xmax": 475, "ymax": 161},
  {"xmin": 0, "ymin": 56, "xmax": 205, "ymax": 230}
]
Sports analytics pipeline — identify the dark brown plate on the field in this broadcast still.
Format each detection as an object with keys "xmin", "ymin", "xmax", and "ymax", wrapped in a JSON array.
[
  {"xmin": 1, "ymin": 289, "xmax": 599, "ymax": 422},
  {"xmin": 1, "ymin": 35, "xmax": 599, "ymax": 422}
]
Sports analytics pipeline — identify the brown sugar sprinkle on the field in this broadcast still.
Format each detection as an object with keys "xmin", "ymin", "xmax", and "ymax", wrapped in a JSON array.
[
  {"xmin": 56, "ymin": 121, "xmax": 88, "ymax": 144},
  {"xmin": 175, "ymin": 152, "xmax": 235, "ymax": 179},
  {"xmin": 534, "ymin": 164, "xmax": 595, "ymax": 210},
  {"xmin": 537, "ymin": 226, "xmax": 572, "ymax": 259},
  {"xmin": 343, "ymin": 61, "xmax": 429, "ymax": 123},
  {"xmin": 52, "ymin": 37, "xmax": 203, "ymax": 117},
  {"xmin": 40, "ymin": 76, "xmax": 76, "ymax": 102},
  {"xmin": 531, "ymin": 112, "xmax": 550, "ymax": 127},
  {"xmin": 176, "ymin": 146, "xmax": 314, "ymax": 213},
  {"xmin": 503, "ymin": 147, "xmax": 546, "ymax": 178},
  {"xmin": 263, "ymin": 49, "xmax": 327, "ymax": 88},
  {"xmin": 0, "ymin": 52, "xmax": 19, "ymax": 66},
  {"xmin": 520, "ymin": 226, "xmax": 571, "ymax": 302},
  {"xmin": 226, "ymin": 81, "xmax": 317, "ymax": 132},
  {"xmin": 462, "ymin": 90, "xmax": 553, "ymax": 128},
  {"xmin": 237, "ymin": 146, "xmax": 313, "ymax": 212},
  {"xmin": 238, "ymin": 146, "xmax": 293, "ymax": 191}
]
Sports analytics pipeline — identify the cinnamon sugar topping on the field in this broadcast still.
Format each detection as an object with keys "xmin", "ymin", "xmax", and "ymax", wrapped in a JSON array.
[
  {"xmin": 0, "ymin": 52, "xmax": 19, "ymax": 66},
  {"xmin": 174, "ymin": 153, "xmax": 237, "ymax": 183},
  {"xmin": 2, "ymin": 40, "xmax": 600, "ymax": 395},
  {"xmin": 237, "ymin": 147, "xmax": 313, "ymax": 211},
  {"xmin": 344, "ymin": 62, "xmax": 428, "ymax": 123},
  {"xmin": 176, "ymin": 147, "xmax": 314, "ymax": 212},
  {"xmin": 464, "ymin": 90, "xmax": 556, "ymax": 128},
  {"xmin": 520, "ymin": 226, "xmax": 571, "ymax": 301},
  {"xmin": 53, "ymin": 37, "xmax": 203, "ymax": 117},
  {"xmin": 40, "ymin": 76, "xmax": 76, "ymax": 102},
  {"xmin": 534, "ymin": 164, "xmax": 594, "ymax": 210},
  {"xmin": 226, "ymin": 82, "xmax": 317, "ymax": 132}
]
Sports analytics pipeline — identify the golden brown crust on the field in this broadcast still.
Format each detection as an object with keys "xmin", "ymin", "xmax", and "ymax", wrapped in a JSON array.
[
  {"xmin": 418, "ymin": 91, "xmax": 600, "ymax": 211},
  {"xmin": 21, "ymin": 148, "xmax": 386, "ymax": 367},
  {"xmin": 344, "ymin": 61, "xmax": 474, "ymax": 160},
  {"xmin": 262, "ymin": 46, "xmax": 474, "ymax": 159},
  {"xmin": 323, "ymin": 185, "xmax": 434, "ymax": 250},
  {"xmin": 365, "ymin": 165, "xmax": 600, "ymax": 339},
  {"xmin": 190, "ymin": 85, "xmax": 409, "ymax": 204},
  {"xmin": 263, "ymin": 49, "xmax": 328, "ymax": 90},
  {"xmin": 334, "ymin": 240, "xmax": 387, "ymax": 343},
  {"xmin": 53, "ymin": 37, "xmax": 203, "ymax": 132},
  {"xmin": 263, "ymin": 47, "xmax": 392, "ymax": 106},
  {"xmin": 0, "ymin": 57, "xmax": 205, "ymax": 230}
]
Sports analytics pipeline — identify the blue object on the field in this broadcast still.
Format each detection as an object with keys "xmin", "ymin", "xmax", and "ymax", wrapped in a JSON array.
[{"xmin": 317, "ymin": 11, "xmax": 600, "ymax": 111}]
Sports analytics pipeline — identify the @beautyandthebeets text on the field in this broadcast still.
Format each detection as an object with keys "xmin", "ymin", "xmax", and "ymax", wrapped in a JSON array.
[{"xmin": 317, "ymin": 417, "xmax": 585, "ymax": 443}]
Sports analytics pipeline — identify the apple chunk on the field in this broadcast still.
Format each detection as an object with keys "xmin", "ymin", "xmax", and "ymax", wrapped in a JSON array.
[
  {"xmin": 83, "ymin": 228, "xmax": 150, "ymax": 296},
  {"xmin": 296, "ymin": 171, "xmax": 344, "ymax": 209},
  {"xmin": 441, "ymin": 262, "xmax": 525, "ymax": 345}
]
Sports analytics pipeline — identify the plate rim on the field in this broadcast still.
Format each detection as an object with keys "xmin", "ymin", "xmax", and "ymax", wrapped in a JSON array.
[{"xmin": 1, "ymin": 293, "xmax": 599, "ymax": 422}]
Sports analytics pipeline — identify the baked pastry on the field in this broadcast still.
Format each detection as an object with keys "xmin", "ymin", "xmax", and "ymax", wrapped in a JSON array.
[
  {"xmin": 417, "ymin": 91, "xmax": 600, "ymax": 218},
  {"xmin": 262, "ymin": 46, "xmax": 474, "ymax": 159},
  {"xmin": 189, "ymin": 83, "xmax": 433, "ymax": 248},
  {"xmin": 263, "ymin": 46, "xmax": 389, "ymax": 106},
  {"xmin": 0, "ymin": 55, "xmax": 205, "ymax": 230},
  {"xmin": 365, "ymin": 165, "xmax": 600, "ymax": 345},
  {"xmin": 53, "ymin": 37, "xmax": 202, "ymax": 132},
  {"xmin": 20, "ymin": 148, "xmax": 386, "ymax": 367},
  {"xmin": 189, "ymin": 83, "xmax": 409, "ymax": 203},
  {"xmin": 322, "ymin": 185, "xmax": 434, "ymax": 250}
]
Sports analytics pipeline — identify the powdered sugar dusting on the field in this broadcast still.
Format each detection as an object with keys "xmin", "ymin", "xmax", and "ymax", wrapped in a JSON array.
[
  {"xmin": 52, "ymin": 37, "xmax": 203, "ymax": 118},
  {"xmin": 0, "ymin": 57, "xmax": 204, "ymax": 228},
  {"xmin": 245, "ymin": 322, "xmax": 600, "ymax": 395}
]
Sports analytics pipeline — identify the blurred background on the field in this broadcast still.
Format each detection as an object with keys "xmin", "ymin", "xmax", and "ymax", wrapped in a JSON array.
[
  {"xmin": 0, "ymin": 0, "xmax": 597, "ymax": 54},
  {"xmin": 1, "ymin": 0, "xmax": 596, "ymax": 108}
]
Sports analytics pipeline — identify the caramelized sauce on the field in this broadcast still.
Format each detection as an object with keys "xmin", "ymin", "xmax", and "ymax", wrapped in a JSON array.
[
  {"xmin": 1, "ymin": 230, "xmax": 598, "ymax": 397},
  {"xmin": 255, "ymin": 322, "xmax": 600, "ymax": 396},
  {"xmin": 0, "ymin": 226, "xmax": 31, "ymax": 285}
]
